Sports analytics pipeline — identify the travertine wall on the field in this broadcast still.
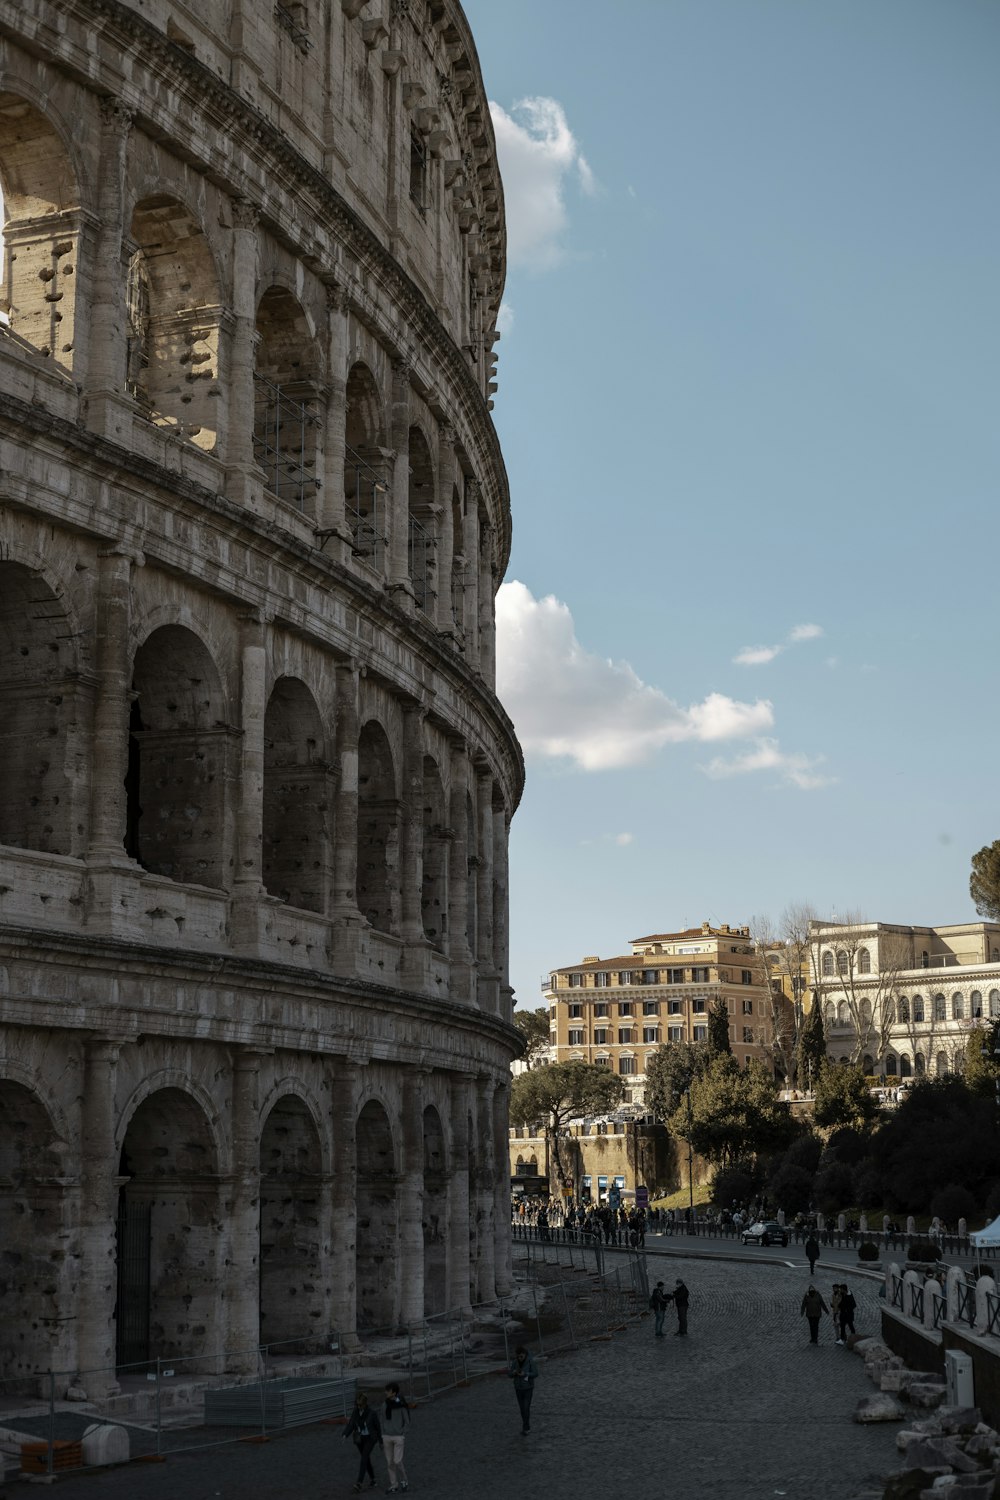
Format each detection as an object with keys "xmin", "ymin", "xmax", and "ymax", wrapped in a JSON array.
[{"xmin": 0, "ymin": 0, "xmax": 520, "ymax": 1391}]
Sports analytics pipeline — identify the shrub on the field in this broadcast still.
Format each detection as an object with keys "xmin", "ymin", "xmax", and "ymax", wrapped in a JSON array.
[
  {"xmin": 826, "ymin": 1127, "xmax": 869, "ymax": 1166},
  {"xmin": 779, "ymin": 1133, "xmax": 823, "ymax": 1176},
  {"xmin": 813, "ymin": 1160, "xmax": 854, "ymax": 1215},
  {"xmin": 711, "ymin": 1163, "xmax": 759, "ymax": 1209},
  {"xmin": 907, "ymin": 1237, "xmax": 942, "ymax": 1263},
  {"xmin": 853, "ymin": 1163, "xmax": 884, "ymax": 1209},
  {"xmin": 858, "ymin": 1240, "xmax": 880, "ymax": 1262},
  {"xmin": 767, "ymin": 1163, "xmax": 814, "ymax": 1217},
  {"xmin": 929, "ymin": 1184, "xmax": 977, "ymax": 1227}
]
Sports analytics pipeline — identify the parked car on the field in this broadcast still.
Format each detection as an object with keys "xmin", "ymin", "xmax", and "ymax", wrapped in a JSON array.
[{"xmin": 741, "ymin": 1219, "xmax": 789, "ymax": 1247}]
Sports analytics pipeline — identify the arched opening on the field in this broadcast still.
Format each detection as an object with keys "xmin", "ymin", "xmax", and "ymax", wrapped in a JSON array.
[
  {"xmin": 0, "ymin": 561, "xmax": 81, "ymax": 855},
  {"xmin": 885, "ymin": 1054, "xmax": 897, "ymax": 1077},
  {"xmin": 407, "ymin": 425, "xmax": 436, "ymax": 614},
  {"xmin": 936, "ymin": 1051, "xmax": 949, "ymax": 1076},
  {"xmin": 899, "ymin": 1054, "xmax": 912, "ymax": 1079},
  {"xmin": 912, "ymin": 995, "xmax": 925, "ymax": 1023},
  {"xmin": 116, "ymin": 1088, "xmax": 219, "ymax": 1365},
  {"xmin": 355, "ymin": 1100, "xmax": 396, "ymax": 1330},
  {"xmin": 0, "ymin": 94, "xmax": 81, "ymax": 370},
  {"xmin": 263, "ymin": 678, "xmax": 329, "ymax": 912},
  {"xmin": 449, "ymin": 485, "xmax": 465, "ymax": 632},
  {"xmin": 857, "ymin": 948, "xmax": 871, "ymax": 973},
  {"xmin": 259, "ymin": 1096, "xmax": 323, "ymax": 1346},
  {"xmin": 344, "ymin": 362, "xmax": 387, "ymax": 570},
  {"xmin": 421, "ymin": 755, "xmax": 447, "ymax": 950},
  {"xmin": 422, "ymin": 1105, "xmax": 447, "ymax": 1316},
  {"xmin": 356, "ymin": 721, "xmax": 399, "ymax": 934},
  {"xmin": 862, "ymin": 1054, "xmax": 873, "ymax": 1073},
  {"xmin": 128, "ymin": 196, "xmax": 222, "ymax": 449},
  {"xmin": 0, "ymin": 1081, "xmax": 70, "ymax": 1381},
  {"xmin": 127, "ymin": 626, "xmax": 229, "ymax": 888},
  {"xmin": 254, "ymin": 286, "xmax": 321, "ymax": 512},
  {"xmin": 915, "ymin": 1052, "xmax": 925, "ymax": 1076},
  {"xmin": 821, "ymin": 951, "xmax": 834, "ymax": 977}
]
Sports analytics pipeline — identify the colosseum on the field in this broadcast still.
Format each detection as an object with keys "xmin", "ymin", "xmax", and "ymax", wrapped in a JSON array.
[{"xmin": 0, "ymin": 0, "xmax": 522, "ymax": 1392}]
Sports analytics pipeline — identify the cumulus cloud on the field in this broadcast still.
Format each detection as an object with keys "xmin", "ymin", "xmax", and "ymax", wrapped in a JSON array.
[
  {"xmin": 489, "ymin": 97, "xmax": 595, "ymax": 271},
  {"xmin": 733, "ymin": 622, "xmax": 825, "ymax": 666},
  {"xmin": 496, "ymin": 302, "xmax": 515, "ymax": 337},
  {"xmin": 495, "ymin": 581, "xmax": 774, "ymax": 772},
  {"xmin": 700, "ymin": 738, "xmax": 835, "ymax": 791}
]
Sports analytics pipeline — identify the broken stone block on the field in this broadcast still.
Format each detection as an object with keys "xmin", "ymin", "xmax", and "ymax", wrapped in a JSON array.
[
  {"xmin": 857, "ymin": 1393, "xmax": 907, "ymax": 1423},
  {"xmin": 910, "ymin": 1385, "xmax": 948, "ymax": 1410}
]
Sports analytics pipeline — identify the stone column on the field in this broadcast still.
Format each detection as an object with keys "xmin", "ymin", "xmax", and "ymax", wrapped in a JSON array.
[
  {"xmin": 82, "ymin": 99, "xmax": 133, "ymax": 440},
  {"xmin": 434, "ymin": 424, "xmax": 456, "ymax": 634},
  {"xmin": 330, "ymin": 661, "xmax": 362, "ymax": 969},
  {"xmin": 319, "ymin": 279, "xmax": 350, "ymax": 558},
  {"xmin": 329, "ymin": 1059, "xmax": 360, "ymax": 1349},
  {"xmin": 463, "ymin": 479, "xmax": 481, "ymax": 659},
  {"xmin": 226, "ymin": 1048, "xmax": 265, "ymax": 1368},
  {"xmin": 473, "ymin": 1077, "xmax": 496, "ymax": 1303},
  {"xmin": 223, "ymin": 199, "xmax": 261, "ymax": 503},
  {"xmin": 388, "ymin": 357, "xmax": 412, "ymax": 595},
  {"xmin": 447, "ymin": 1075, "xmax": 473, "ymax": 1315},
  {"xmin": 492, "ymin": 1081, "xmax": 512, "ymax": 1295},
  {"xmin": 400, "ymin": 704, "xmax": 426, "ymax": 944},
  {"xmin": 474, "ymin": 763, "xmax": 495, "ymax": 1013},
  {"xmin": 87, "ymin": 549, "xmax": 138, "ymax": 860},
  {"xmin": 77, "ymin": 1039, "xmax": 122, "ymax": 1396},
  {"xmin": 447, "ymin": 740, "xmax": 474, "ymax": 1002},
  {"xmin": 398, "ymin": 1072, "xmax": 425, "ymax": 1328},
  {"xmin": 492, "ymin": 798, "xmax": 512, "ymax": 1017},
  {"xmin": 230, "ymin": 613, "xmax": 267, "ymax": 954}
]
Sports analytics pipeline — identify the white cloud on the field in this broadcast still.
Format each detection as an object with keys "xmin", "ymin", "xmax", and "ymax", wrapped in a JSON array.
[
  {"xmin": 733, "ymin": 622, "xmax": 825, "ymax": 666},
  {"xmin": 700, "ymin": 738, "xmax": 836, "ymax": 791},
  {"xmin": 614, "ymin": 832, "xmax": 634, "ymax": 847},
  {"xmin": 489, "ymin": 97, "xmax": 595, "ymax": 271},
  {"xmin": 496, "ymin": 302, "xmax": 515, "ymax": 337},
  {"xmin": 495, "ymin": 581, "xmax": 774, "ymax": 772}
]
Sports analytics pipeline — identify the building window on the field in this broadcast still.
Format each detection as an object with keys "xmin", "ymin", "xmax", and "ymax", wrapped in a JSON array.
[
  {"xmin": 742, "ymin": 999, "xmax": 753, "ymax": 1015},
  {"xmin": 719, "ymin": 968, "xmax": 730, "ymax": 982},
  {"xmin": 618, "ymin": 1055, "xmax": 636, "ymax": 1076},
  {"xmin": 885, "ymin": 1054, "xmax": 897, "ymax": 1077},
  {"xmin": 594, "ymin": 1003, "xmax": 609, "ymax": 1018},
  {"xmin": 643, "ymin": 1001, "xmax": 660, "ymax": 1015},
  {"xmin": 666, "ymin": 968, "xmax": 684, "ymax": 984},
  {"xmin": 667, "ymin": 1025, "xmax": 683, "ymax": 1042},
  {"xmin": 693, "ymin": 1025, "xmax": 707, "ymax": 1042},
  {"xmin": 409, "ymin": 126, "xmax": 428, "ymax": 210},
  {"xmin": 668, "ymin": 1000, "xmax": 682, "ymax": 1015},
  {"xmin": 568, "ymin": 1028, "xmax": 585, "ymax": 1045},
  {"xmin": 596, "ymin": 1054, "xmax": 610, "ymax": 1067},
  {"xmin": 822, "ymin": 951, "xmax": 834, "ymax": 977},
  {"xmin": 743, "ymin": 1026, "xmax": 753, "ymax": 1043},
  {"xmin": 618, "ymin": 1003, "xmax": 634, "ymax": 1017},
  {"xmin": 692, "ymin": 999, "xmax": 706, "ymax": 1014},
  {"xmin": 642, "ymin": 1026, "xmax": 658, "ymax": 1043},
  {"xmin": 741, "ymin": 969, "xmax": 752, "ymax": 985},
  {"xmin": 912, "ymin": 995, "xmax": 925, "ymax": 1023},
  {"xmin": 618, "ymin": 1027, "xmax": 634, "ymax": 1045},
  {"xmin": 933, "ymin": 994, "xmax": 946, "ymax": 1022},
  {"xmin": 593, "ymin": 1028, "xmax": 608, "ymax": 1045},
  {"xmin": 836, "ymin": 950, "xmax": 849, "ymax": 977},
  {"xmin": 568, "ymin": 973, "xmax": 583, "ymax": 987},
  {"xmin": 594, "ymin": 971, "xmax": 609, "ymax": 987},
  {"xmin": 642, "ymin": 969, "xmax": 659, "ymax": 985},
  {"xmin": 858, "ymin": 948, "xmax": 871, "ymax": 973},
  {"xmin": 569, "ymin": 1003, "xmax": 583, "ymax": 1018},
  {"xmin": 898, "ymin": 997, "xmax": 909, "ymax": 1022},
  {"xmin": 991, "ymin": 990, "xmax": 1000, "ymax": 1019},
  {"xmin": 692, "ymin": 966, "xmax": 709, "ymax": 982},
  {"xmin": 617, "ymin": 970, "xmax": 633, "ymax": 985}
]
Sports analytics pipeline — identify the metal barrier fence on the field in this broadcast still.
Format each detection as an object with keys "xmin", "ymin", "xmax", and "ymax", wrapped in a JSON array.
[
  {"xmin": 645, "ymin": 1216, "xmax": 992, "ymax": 1260},
  {"xmin": 0, "ymin": 1236, "xmax": 648, "ymax": 1483}
]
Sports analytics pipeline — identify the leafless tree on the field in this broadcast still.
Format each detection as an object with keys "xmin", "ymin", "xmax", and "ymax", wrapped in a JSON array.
[
  {"xmin": 809, "ymin": 913, "xmax": 911, "ymax": 1067},
  {"xmin": 748, "ymin": 913, "xmax": 798, "ymax": 1083}
]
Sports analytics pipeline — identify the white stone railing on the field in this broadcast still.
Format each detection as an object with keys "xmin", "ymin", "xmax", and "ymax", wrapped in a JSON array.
[{"xmin": 886, "ymin": 1261, "xmax": 1000, "ymax": 1338}]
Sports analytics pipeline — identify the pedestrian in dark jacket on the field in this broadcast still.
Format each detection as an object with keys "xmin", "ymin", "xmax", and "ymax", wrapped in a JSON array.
[
  {"xmin": 838, "ymin": 1288, "xmax": 857, "ymax": 1343},
  {"xmin": 650, "ymin": 1281, "xmax": 669, "ymax": 1337},
  {"xmin": 343, "ymin": 1393, "xmax": 382, "ymax": 1492},
  {"xmin": 672, "ymin": 1279, "xmax": 689, "ymax": 1335},
  {"xmin": 381, "ymin": 1382, "xmax": 410, "ymax": 1494},
  {"xmin": 801, "ymin": 1285, "xmax": 829, "ymax": 1344},
  {"xmin": 804, "ymin": 1235, "xmax": 820, "ymax": 1275},
  {"xmin": 508, "ymin": 1346, "xmax": 538, "ymax": 1435}
]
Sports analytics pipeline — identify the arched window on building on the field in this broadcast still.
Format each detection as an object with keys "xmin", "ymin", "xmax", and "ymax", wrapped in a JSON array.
[
  {"xmin": 915, "ymin": 1052, "xmax": 925, "ymax": 1075},
  {"xmin": 899, "ymin": 1054, "xmax": 912, "ymax": 1078},
  {"xmin": 822, "ymin": 950, "xmax": 834, "ymax": 977},
  {"xmin": 356, "ymin": 721, "xmax": 399, "ymax": 934},
  {"xmin": 857, "ymin": 948, "xmax": 871, "ymax": 974},
  {"xmin": 898, "ymin": 997, "xmax": 910, "ymax": 1023},
  {"xmin": 421, "ymin": 755, "xmax": 447, "ymax": 951},
  {"xmin": 407, "ymin": 425, "xmax": 437, "ymax": 614},
  {"xmin": 933, "ymin": 994, "xmax": 946, "ymax": 1022},
  {"xmin": 836, "ymin": 1000, "xmax": 847, "ymax": 1024},
  {"xmin": 254, "ymin": 285, "xmax": 321, "ymax": 513},
  {"xmin": 912, "ymin": 995, "xmax": 925, "ymax": 1024},
  {"xmin": 262, "ymin": 678, "xmax": 328, "ymax": 912},
  {"xmin": 885, "ymin": 1054, "xmax": 898, "ymax": 1077},
  {"xmin": 836, "ymin": 950, "xmax": 849, "ymax": 977},
  {"xmin": 991, "ymin": 990, "xmax": 1000, "ymax": 1020},
  {"xmin": 344, "ymin": 362, "xmax": 387, "ymax": 571},
  {"xmin": 936, "ymin": 1051, "xmax": 949, "ymax": 1077}
]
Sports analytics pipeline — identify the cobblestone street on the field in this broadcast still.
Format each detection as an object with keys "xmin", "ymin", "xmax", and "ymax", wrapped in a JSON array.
[{"xmin": 41, "ymin": 1256, "xmax": 899, "ymax": 1500}]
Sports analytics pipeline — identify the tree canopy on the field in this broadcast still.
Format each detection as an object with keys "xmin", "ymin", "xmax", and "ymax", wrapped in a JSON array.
[
  {"xmin": 668, "ymin": 1054, "xmax": 795, "ymax": 1167},
  {"xmin": 512, "ymin": 1007, "xmax": 551, "ymax": 1068},
  {"xmin": 509, "ymin": 1061, "xmax": 624, "ymax": 1194},
  {"xmin": 643, "ymin": 1040, "xmax": 705, "ymax": 1122},
  {"xmin": 812, "ymin": 1062, "xmax": 879, "ymax": 1131},
  {"xmin": 798, "ymin": 1001, "xmax": 827, "ymax": 1086},
  {"xmin": 971, "ymin": 841, "xmax": 1000, "ymax": 922},
  {"xmin": 709, "ymin": 997, "xmax": 732, "ymax": 1056}
]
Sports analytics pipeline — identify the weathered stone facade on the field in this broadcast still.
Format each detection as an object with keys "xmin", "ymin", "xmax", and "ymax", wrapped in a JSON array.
[{"xmin": 0, "ymin": 0, "xmax": 521, "ymax": 1389}]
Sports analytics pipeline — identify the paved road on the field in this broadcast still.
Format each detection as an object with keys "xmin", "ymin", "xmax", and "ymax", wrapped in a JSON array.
[{"xmin": 39, "ymin": 1255, "xmax": 899, "ymax": 1500}]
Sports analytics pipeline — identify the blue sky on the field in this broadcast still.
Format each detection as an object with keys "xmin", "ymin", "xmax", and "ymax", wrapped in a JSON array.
[{"xmin": 462, "ymin": 0, "xmax": 1000, "ymax": 1006}]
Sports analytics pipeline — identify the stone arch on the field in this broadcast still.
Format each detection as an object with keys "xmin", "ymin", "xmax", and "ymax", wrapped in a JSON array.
[
  {"xmin": 0, "ymin": 89, "xmax": 83, "ymax": 371},
  {"xmin": 259, "ymin": 1093, "xmax": 324, "ymax": 1346},
  {"xmin": 465, "ymin": 788, "xmax": 477, "ymax": 957},
  {"xmin": 885, "ymin": 1054, "xmax": 897, "ymax": 1077},
  {"xmin": 421, "ymin": 754, "xmax": 447, "ymax": 950},
  {"xmin": 127, "ymin": 624, "xmax": 230, "ymax": 888},
  {"xmin": 423, "ymin": 1103, "xmax": 447, "ymax": 1316},
  {"xmin": 0, "ymin": 1078, "xmax": 73, "ymax": 1381},
  {"xmin": 263, "ymin": 676, "xmax": 329, "ymax": 913},
  {"xmin": 0, "ymin": 559, "xmax": 84, "ymax": 855},
  {"xmin": 936, "ymin": 1051, "xmax": 949, "ymax": 1076},
  {"xmin": 407, "ymin": 423, "xmax": 437, "ymax": 614},
  {"xmin": 899, "ymin": 1053, "xmax": 912, "ymax": 1079},
  {"xmin": 344, "ymin": 361, "xmax": 388, "ymax": 570},
  {"xmin": 449, "ymin": 483, "xmax": 465, "ymax": 631},
  {"xmin": 357, "ymin": 720, "xmax": 399, "ymax": 934},
  {"xmin": 254, "ymin": 284, "xmax": 322, "ymax": 513},
  {"xmin": 127, "ymin": 195, "xmax": 223, "ymax": 449},
  {"xmin": 355, "ymin": 1099, "xmax": 397, "ymax": 1330},
  {"xmin": 116, "ymin": 1085, "xmax": 220, "ymax": 1365}
]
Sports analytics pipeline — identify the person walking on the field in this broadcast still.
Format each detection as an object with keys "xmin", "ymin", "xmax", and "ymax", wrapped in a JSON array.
[
  {"xmin": 830, "ymin": 1283, "xmax": 844, "ymax": 1342},
  {"xmin": 380, "ymin": 1383, "xmax": 410, "ymax": 1494},
  {"xmin": 804, "ymin": 1233, "xmax": 820, "ymax": 1275},
  {"xmin": 839, "ymin": 1286, "xmax": 857, "ymax": 1343},
  {"xmin": 801, "ymin": 1285, "xmax": 829, "ymax": 1344},
  {"xmin": 507, "ymin": 1345, "xmax": 538, "ymax": 1435},
  {"xmin": 343, "ymin": 1392, "xmax": 382, "ymax": 1493},
  {"xmin": 672, "ymin": 1279, "xmax": 689, "ymax": 1336},
  {"xmin": 650, "ymin": 1280, "xmax": 669, "ymax": 1338}
]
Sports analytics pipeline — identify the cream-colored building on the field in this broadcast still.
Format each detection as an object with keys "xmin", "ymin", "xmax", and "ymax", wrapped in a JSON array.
[
  {"xmin": 810, "ymin": 919, "xmax": 1000, "ymax": 1078},
  {"xmin": 542, "ymin": 922, "xmax": 779, "ymax": 1101}
]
